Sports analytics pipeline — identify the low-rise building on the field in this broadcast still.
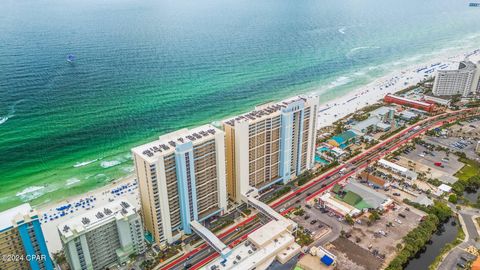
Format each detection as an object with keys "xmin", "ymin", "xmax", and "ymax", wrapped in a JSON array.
[
  {"xmin": 359, "ymin": 171, "xmax": 388, "ymax": 189},
  {"xmin": 58, "ymin": 200, "xmax": 146, "ymax": 270},
  {"xmin": 384, "ymin": 94, "xmax": 435, "ymax": 112},
  {"xmin": 0, "ymin": 203, "xmax": 54, "ymax": 270},
  {"xmin": 412, "ymin": 195, "xmax": 433, "ymax": 207},
  {"xmin": 378, "ymin": 159, "xmax": 417, "ymax": 180},
  {"xmin": 327, "ymin": 130, "xmax": 357, "ymax": 148},
  {"xmin": 202, "ymin": 219, "xmax": 300, "ymax": 270},
  {"xmin": 318, "ymin": 193, "xmax": 361, "ymax": 217},
  {"xmin": 344, "ymin": 180, "xmax": 393, "ymax": 210},
  {"xmin": 399, "ymin": 110, "xmax": 418, "ymax": 121},
  {"xmin": 350, "ymin": 116, "xmax": 391, "ymax": 134}
]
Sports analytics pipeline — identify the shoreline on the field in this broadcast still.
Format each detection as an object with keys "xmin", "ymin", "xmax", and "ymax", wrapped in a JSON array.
[{"xmin": 15, "ymin": 47, "xmax": 480, "ymax": 253}]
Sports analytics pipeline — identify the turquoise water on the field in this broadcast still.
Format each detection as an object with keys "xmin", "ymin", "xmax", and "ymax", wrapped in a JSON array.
[
  {"xmin": 314, "ymin": 156, "xmax": 329, "ymax": 165},
  {"xmin": 1, "ymin": 0, "xmax": 480, "ymax": 210}
]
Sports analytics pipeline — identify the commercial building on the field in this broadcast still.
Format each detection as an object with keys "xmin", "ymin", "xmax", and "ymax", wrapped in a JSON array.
[
  {"xmin": 384, "ymin": 94, "xmax": 435, "ymax": 113},
  {"xmin": 359, "ymin": 171, "xmax": 388, "ymax": 189},
  {"xmin": 202, "ymin": 219, "xmax": 300, "ymax": 270},
  {"xmin": 327, "ymin": 130, "xmax": 357, "ymax": 148},
  {"xmin": 0, "ymin": 204, "xmax": 54, "ymax": 270},
  {"xmin": 432, "ymin": 61, "xmax": 480, "ymax": 97},
  {"xmin": 58, "ymin": 200, "xmax": 146, "ymax": 270},
  {"xmin": 350, "ymin": 116, "xmax": 391, "ymax": 134},
  {"xmin": 318, "ymin": 193, "xmax": 361, "ymax": 217},
  {"xmin": 132, "ymin": 125, "xmax": 228, "ymax": 246},
  {"xmin": 223, "ymin": 96, "xmax": 319, "ymax": 202},
  {"xmin": 423, "ymin": 95, "xmax": 451, "ymax": 106},
  {"xmin": 378, "ymin": 159, "xmax": 417, "ymax": 180},
  {"xmin": 344, "ymin": 180, "xmax": 393, "ymax": 210}
]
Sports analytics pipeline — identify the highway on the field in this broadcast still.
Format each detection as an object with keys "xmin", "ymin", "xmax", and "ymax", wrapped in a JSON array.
[{"xmin": 163, "ymin": 108, "xmax": 479, "ymax": 270}]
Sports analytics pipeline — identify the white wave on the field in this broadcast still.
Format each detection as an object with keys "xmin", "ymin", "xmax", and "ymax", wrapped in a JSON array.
[
  {"xmin": 73, "ymin": 159, "xmax": 99, "ymax": 168},
  {"xmin": 66, "ymin": 178, "xmax": 81, "ymax": 186},
  {"xmin": 122, "ymin": 166, "xmax": 135, "ymax": 173},
  {"xmin": 0, "ymin": 116, "xmax": 8, "ymax": 125},
  {"xmin": 338, "ymin": 27, "xmax": 346, "ymax": 34},
  {"xmin": 329, "ymin": 76, "xmax": 353, "ymax": 88},
  {"xmin": 16, "ymin": 185, "xmax": 45, "ymax": 197},
  {"xmin": 16, "ymin": 185, "xmax": 46, "ymax": 201},
  {"xmin": 101, "ymin": 160, "xmax": 121, "ymax": 168}
]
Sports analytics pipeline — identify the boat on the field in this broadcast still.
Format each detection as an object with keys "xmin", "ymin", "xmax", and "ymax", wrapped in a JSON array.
[{"xmin": 469, "ymin": 3, "xmax": 480, "ymax": 7}]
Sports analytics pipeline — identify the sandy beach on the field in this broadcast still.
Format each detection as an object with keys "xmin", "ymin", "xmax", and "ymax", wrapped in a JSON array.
[
  {"xmin": 316, "ymin": 49, "xmax": 480, "ymax": 128},
  {"xmin": 35, "ymin": 48, "xmax": 480, "ymax": 254},
  {"xmin": 39, "ymin": 174, "xmax": 140, "ymax": 253}
]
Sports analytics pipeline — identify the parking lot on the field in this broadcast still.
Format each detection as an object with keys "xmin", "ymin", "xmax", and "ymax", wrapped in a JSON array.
[
  {"xmin": 403, "ymin": 144, "xmax": 463, "ymax": 175},
  {"xmin": 348, "ymin": 203, "xmax": 424, "ymax": 265}
]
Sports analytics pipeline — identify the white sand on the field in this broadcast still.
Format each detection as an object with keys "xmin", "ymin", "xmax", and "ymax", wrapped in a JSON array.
[
  {"xmin": 316, "ymin": 49, "xmax": 480, "ymax": 128},
  {"xmin": 39, "ymin": 175, "xmax": 140, "ymax": 253},
  {"xmin": 37, "ymin": 48, "xmax": 480, "ymax": 255}
]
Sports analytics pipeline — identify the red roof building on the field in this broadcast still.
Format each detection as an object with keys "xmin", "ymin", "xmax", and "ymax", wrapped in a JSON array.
[{"xmin": 384, "ymin": 94, "xmax": 435, "ymax": 112}]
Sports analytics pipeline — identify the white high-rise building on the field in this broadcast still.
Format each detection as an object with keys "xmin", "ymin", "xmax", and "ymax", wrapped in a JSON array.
[
  {"xmin": 132, "ymin": 124, "xmax": 228, "ymax": 247},
  {"xmin": 58, "ymin": 200, "xmax": 146, "ymax": 270},
  {"xmin": 223, "ymin": 96, "xmax": 319, "ymax": 202},
  {"xmin": 432, "ymin": 60, "xmax": 480, "ymax": 97}
]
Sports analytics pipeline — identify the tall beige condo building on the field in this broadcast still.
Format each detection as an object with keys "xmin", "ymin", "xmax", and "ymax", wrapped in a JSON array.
[
  {"xmin": 132, "ymin": 125, "xmax": 227, "ymax": 246},
  {"xmin": 223, "ymin": 96, "xmax": 319, "ymax": 202},
  {"xmin": 432, "ymin": 60, "xmax": 480, "ymax": 97}
]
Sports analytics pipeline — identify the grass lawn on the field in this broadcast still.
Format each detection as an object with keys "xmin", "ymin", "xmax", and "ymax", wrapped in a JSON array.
[{"xmin": 454, "ymin": 157, "xmax": 480, "ymax": 181}]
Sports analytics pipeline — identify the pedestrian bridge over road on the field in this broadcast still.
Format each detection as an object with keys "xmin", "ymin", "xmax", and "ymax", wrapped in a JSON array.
[{"xmin": 190, "ymin": 220, "xmax": 232, "ymax": 259}]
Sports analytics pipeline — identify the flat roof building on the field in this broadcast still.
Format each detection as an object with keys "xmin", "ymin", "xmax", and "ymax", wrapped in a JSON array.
[
  {"xmin": 223, "ymin": 96, "xmax": 319, "ymax": 202},
  {"xmin": 58, "ymin": 200, "xmax": 146, "ymax": 270},
  {"xmin": 318, "ymin": 193, "xmax": 361, "ymax": 217},
  {"xmin": 344, "ymin": 180, "xmax": 393, "ymax": 210},
  {"xmin": 432, "ymin": 61, "xmax": 480, "ymax": 97},
  {"xmin": 378, "ymin": 159, "xmax": 417, "ymax": 180},
  {"xmin": 384, "ymin": 94, "xmax": 435, "ymax": 113},
  {"xmin": 0, "ymin": 203, "xmax": 54, "ymax": 270},
  {"xmin": 202, "ymin": 219, "xmax": 300, "ymax": 270},
  {"xmin": 132, "ymin": 124, "xmax": 228, "ymax": 246}
]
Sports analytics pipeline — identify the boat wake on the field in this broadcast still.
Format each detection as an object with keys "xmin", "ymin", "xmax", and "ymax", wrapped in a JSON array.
[
  {"xmin": 346, "ymin": 46, "xmax": 381, "ymax": 59},
  {"xmin": 0, "ymin": 99, "xmax": 24, "ymax": 126},
  {"xmin": 338, "ymin": 27, "xmax": 346, "ymax": 34}
]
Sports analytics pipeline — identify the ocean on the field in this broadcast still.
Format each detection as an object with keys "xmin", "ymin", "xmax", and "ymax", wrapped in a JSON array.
[{"xmin": 1, "ymin": 0, "xmax": 480, "ymax": 210}]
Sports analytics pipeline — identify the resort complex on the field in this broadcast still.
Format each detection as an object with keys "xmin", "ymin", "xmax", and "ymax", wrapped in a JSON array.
[{"xmin": 3, "ymin": 10, "xmax": 480, "ymax": 269}]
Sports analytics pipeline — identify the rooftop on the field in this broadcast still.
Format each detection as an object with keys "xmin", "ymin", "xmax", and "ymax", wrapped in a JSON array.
[
  {"xmin": 351, "ymin": 116, "xmax": 382, "ymax": 132},
  {"xmin": 378, "ymin": 159, "xmax": 409, "ymax": 173},
  {"xmin": 203, "ymin": 219, "xmax": 296, "ymax": 270},
  {"xmin": 131, "ymin": 124, "xmax": 220, "ymax": 161},
  {"xmin": 344, "ymin": 180, "xmax": 390, "ymax": 209},
  {"xmin": 0, "ymin": 203, "xmax": 33, "ymax": 232},
  {"xmin": 385, "ymin": 94, "xmax": 433, "ymax": 107},
  {"xmin": 58, "ymin": 200, "xmax": 136, "ymax": 239},
  {"xmin": 223, "ymin": 96, "xmax": 309, "ymax": 126}
]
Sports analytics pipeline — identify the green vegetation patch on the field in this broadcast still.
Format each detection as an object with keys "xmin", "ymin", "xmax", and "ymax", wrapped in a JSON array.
[
  {"xmin": 455, "ymin": 157, "xmax": 480, "ymax": 181},
  {"xmin": 340, "ymin": 191, "xmax": 362, "ymax": 206}
]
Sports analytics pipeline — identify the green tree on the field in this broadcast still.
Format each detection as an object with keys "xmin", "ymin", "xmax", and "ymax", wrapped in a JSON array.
[
  {"xmin": 345, "ymin": 214, "xmax": 354, "ymax": 225},
  {"xmin": 448, "ymin": 194, "xmax": 458, "ymax": 204}
]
